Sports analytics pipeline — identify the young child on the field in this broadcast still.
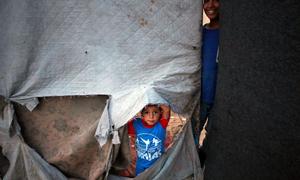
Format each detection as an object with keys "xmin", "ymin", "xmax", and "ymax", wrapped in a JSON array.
[{"xmin": 128, "ymin": 104, "xmax": 170, "ymax": 176}]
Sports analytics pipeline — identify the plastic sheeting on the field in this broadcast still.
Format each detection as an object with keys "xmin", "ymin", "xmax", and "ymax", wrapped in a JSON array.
[
  {"xmin": 0, "ymin": 0, "xmax": 203, "ymax": 179},
  {"xmin": 0, "ymin": 0, "xmax": 201, "ymax": 143},
  {"xmin": 0, "ymin": 103, "xmax": 67, "ymax": 180}
]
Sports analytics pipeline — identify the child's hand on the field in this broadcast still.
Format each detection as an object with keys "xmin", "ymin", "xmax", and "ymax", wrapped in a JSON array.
[
  {"xmin": 160, "ymin": 104, "xmax": 170, "ymax": 120},
  {"xmin": 160, "ymin": 104, "xmax": 170, "ymax": 112}
]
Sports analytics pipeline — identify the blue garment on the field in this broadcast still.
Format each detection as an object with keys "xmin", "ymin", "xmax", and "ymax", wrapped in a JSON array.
[
  {"xmin": 133, "ymin": 118, "xmax": 166, "ymax": 175},
  {"xmin": 201, "ymin": 27, "xmax": 219, "ymax": 104}
]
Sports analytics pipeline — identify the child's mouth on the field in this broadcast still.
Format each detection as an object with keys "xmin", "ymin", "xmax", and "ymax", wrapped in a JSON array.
[{"xmin": 206, "ymin": 10, "xmax": 216, "ymax": 15}]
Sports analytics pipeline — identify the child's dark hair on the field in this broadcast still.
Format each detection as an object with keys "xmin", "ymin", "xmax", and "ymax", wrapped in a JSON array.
[{"xmin": 141, "ymin": 104, "xmax": 162, "ymax": 117}]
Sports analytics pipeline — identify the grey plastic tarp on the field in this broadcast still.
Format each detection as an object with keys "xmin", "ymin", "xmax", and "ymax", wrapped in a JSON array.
[{"xmin": 0, "ymin": 0, "xmax": 203, "ymax": 179}]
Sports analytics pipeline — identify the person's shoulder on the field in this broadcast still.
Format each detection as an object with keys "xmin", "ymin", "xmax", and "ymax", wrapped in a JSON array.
[
  {"xmin": 203, "ymin": 24, "xmax": 219, "ymax": 30},
  {"xmin": 128, "ymin": 119, "xmax": 137, "ymax": 134},
  {"xmin": 131, "ymin": 117, "xmax": 143, "ymax": 127},
  {"xmin": 134, "ymin": 117, "xmax": 142, "ymax": 122}
]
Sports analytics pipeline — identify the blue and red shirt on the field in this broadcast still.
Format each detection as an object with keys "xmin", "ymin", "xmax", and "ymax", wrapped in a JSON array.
[{"xmin": 128, "ymin": 117, "xmax": 168, "ymax": 175}]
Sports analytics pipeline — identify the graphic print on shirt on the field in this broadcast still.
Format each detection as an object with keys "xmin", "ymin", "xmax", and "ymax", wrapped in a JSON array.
[{"xmin": 136, "ymin": 133, "xmax": 162, "ymax": 161}]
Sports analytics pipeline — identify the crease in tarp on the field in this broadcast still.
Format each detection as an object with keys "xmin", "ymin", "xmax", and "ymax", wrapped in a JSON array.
[
  {"xmin": 0, "ymin": 103, "xmax": 14, "ymax": 136},
  {"xmin": 95, "ymin": 97, "xmax": 113, "ymax": 147},
  {"xmin": 8, "ymin": 97, "xmax": 39, "ymax": 112}
]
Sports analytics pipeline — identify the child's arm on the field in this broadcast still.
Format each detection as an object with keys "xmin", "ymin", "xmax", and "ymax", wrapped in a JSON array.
[
  {"xmin": 159, "ymin": 104, "xmax": 170, "ymax": 128},
  {"xmin": 128, "ymin": 120, "xmax": 135, "ymax": 135},
  {"xmin": 160, "ymin": 104, "xmax": 170, "ymax": 120}
]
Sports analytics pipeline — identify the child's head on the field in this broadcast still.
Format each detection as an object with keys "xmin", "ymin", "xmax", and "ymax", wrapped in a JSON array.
[
  {"xmin": 203, "ymin": 0, "xmax": 219, "ymax": 21},
  {"xmin": 141, "ymin": 104, "xmax": 162, "ymax": 126}
]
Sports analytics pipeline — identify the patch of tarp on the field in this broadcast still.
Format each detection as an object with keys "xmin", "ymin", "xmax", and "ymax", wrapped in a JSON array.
[{"xmin": 0, "ymin": 0, "xmax": 203, "ymax": 179}]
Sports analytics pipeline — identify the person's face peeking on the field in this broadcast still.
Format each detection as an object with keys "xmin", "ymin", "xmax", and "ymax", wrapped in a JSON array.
[
  {"xmin": 142, "ymin": 106, "xmax": 161, "ymax": 126},
  {"xmin": 203, "ymin": 0, "xmax": 219, "ymax": 21}
]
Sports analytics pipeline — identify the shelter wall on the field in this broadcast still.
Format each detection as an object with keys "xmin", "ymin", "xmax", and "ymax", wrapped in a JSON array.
[
  {"xmin": 14, "ymin": 96, "xmax": 109, "ymax": 179},
  {"xmin": 205, "ymin": 0, "xmax": 300, "ymax": 179}
]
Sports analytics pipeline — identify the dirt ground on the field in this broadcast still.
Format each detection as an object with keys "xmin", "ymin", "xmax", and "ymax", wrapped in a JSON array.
[{"xmin": 167, "ymin": 111, "xmax": 206, "ymax": 147}]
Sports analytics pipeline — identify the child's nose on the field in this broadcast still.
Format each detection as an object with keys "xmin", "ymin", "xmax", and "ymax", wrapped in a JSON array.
[{"xmin": 150, "ymin": 113, "xmax": 155, "ymax": 118}]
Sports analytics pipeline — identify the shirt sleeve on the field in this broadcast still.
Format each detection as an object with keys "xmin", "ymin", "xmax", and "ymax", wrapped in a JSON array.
[
  {"xmin": 128, "ymin": 120, "xmax": 135, "ymax": 135},
  {"xmin": 159, "ymin": 118, "xmax": 169, "ymax": 129}
]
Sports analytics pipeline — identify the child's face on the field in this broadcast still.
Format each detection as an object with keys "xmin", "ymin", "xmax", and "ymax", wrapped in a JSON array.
[
  {"xmin": 203, "ymin": 0, "xmax": 219, "ymax": 21},
  {"xmin": 142, "ymin": 106, "xmax": 161, "ymax": 126}
]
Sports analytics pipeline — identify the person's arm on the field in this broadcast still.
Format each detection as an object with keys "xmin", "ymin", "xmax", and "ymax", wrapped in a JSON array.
[
  {"xmin": 160, "ymin": 104, "xmax": 170, "ymax": 120},
  {"xmin": 159, "ymin": 104, "xmax": 170, "ymax": 128}
]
